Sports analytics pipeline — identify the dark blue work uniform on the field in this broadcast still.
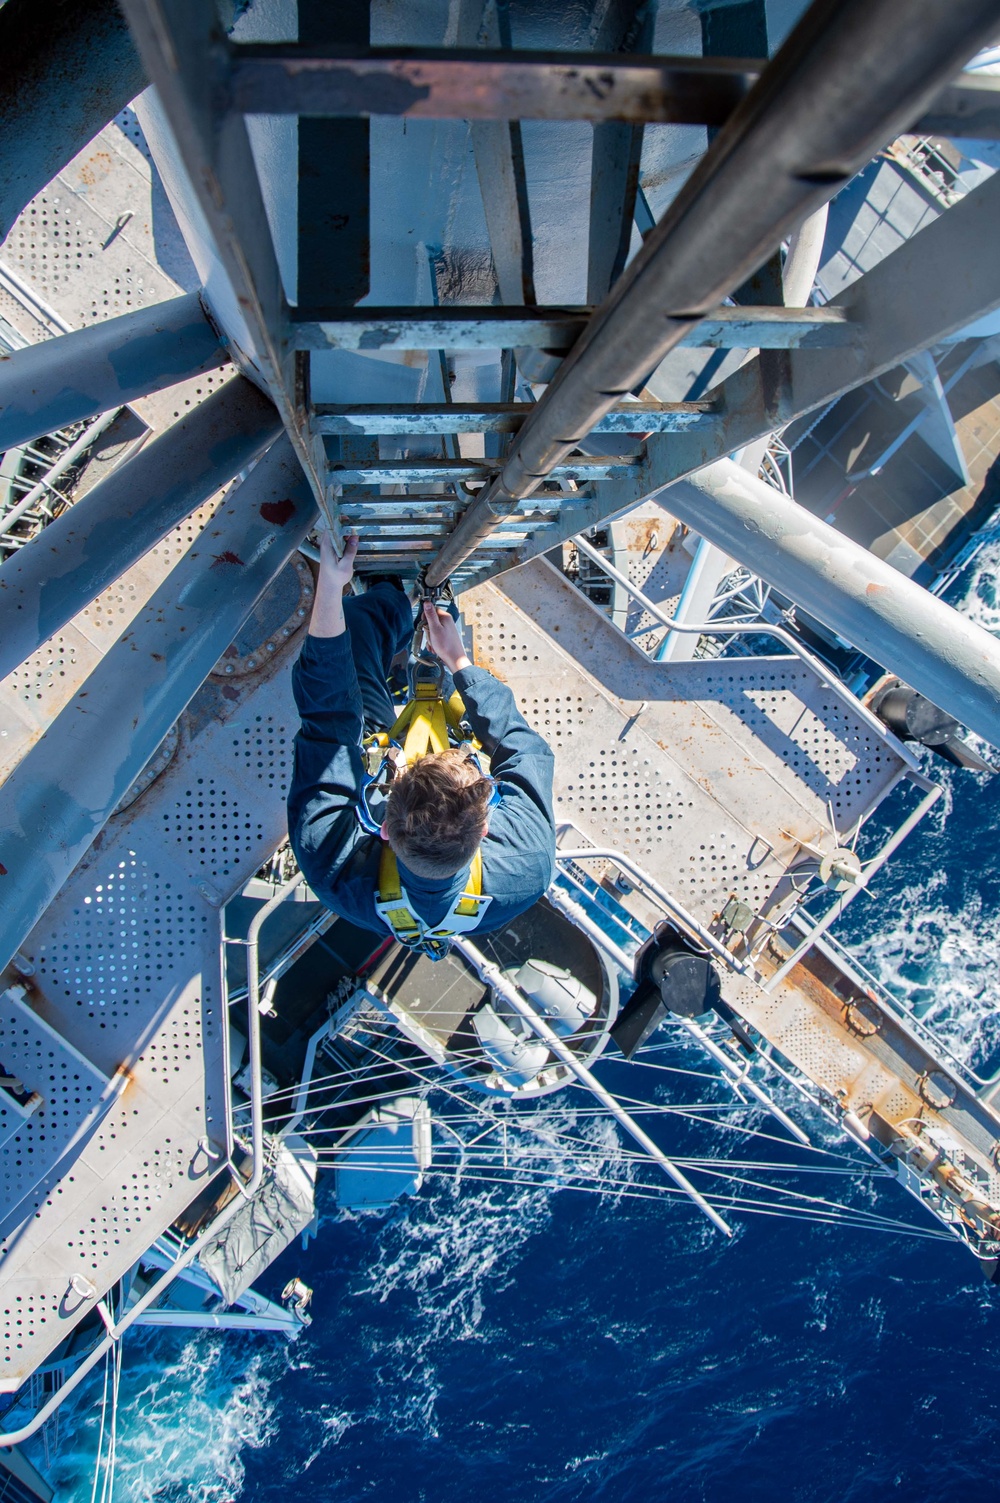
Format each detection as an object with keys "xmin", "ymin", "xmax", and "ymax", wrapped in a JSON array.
[{"xmin": 286, "ymin": 584, "xmax": 556, "ymax": 935}]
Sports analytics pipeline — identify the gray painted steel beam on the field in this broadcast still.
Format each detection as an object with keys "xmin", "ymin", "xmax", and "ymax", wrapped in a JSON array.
[
  {"xmin": 425, "ymin": 0, "xmax": 1000, "ymax": 588},
  {"xmin": 292, "ymin": 304, "xmax": 853, "ymax": 351},
  {"xmin": 454, "ymin": 0, "xmax": 536, "ymax": 308},
  {"xmin": 470, "ymin": 118, "xmax": 535, "ymax": 304},
  {"xmin": 0, "ymin": 293, "xmax": 228, "ymax": 453},
  {"xmin": 0, "ymin": 0, "xmax": 146, "ymax": 239},
  {"xmin": 313, "ymin": 401, "xmax": 713, "ymax": 435},
  {"xmin": 228, "ymin": 46, "xmax": 760, "ymax": 123},
  {"xmin": 229, "ymin": 44, "xmax": 994, "ymax": 138},
  {"xmin": 0, "ymin": 377, "xmax": 282, "ymax": 683},
  {"xmin": 664, "ymin": 458, "xmax": 1000, "ymax": 750},
  {"xmin": 915, "ymin": 71, "xmax": 1000, "ymax": 140},
  {"xmin": 585, "ymin": 0, "xmax": 653, "ymax": 301},
  {"xmin": 0, "ymin": 437, "xmax": 316, "ymax": 977},
  {"xmin": 588, "ymin": 119, "xmax": 645, "ymax": 302},
  {"xmin": 328, "ymin": 457, "xmax": 640, "ymax": 483},
  {"xmin": 119, "ymin": 0, "xmax": 331, "ymax": 517},
  {"xmin": 640, "ymin": 165, "xmax": 1000, "ymax": 507},
  {"xmin": 471, "ymin": 164, "xmax": 1000, "ymax": 589}
]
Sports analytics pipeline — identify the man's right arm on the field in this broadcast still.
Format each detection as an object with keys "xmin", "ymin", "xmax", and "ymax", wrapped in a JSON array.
[
  {"xmin": 287, "ymin": 632, "xmax": 368, "ymax": 904},
  {"xmin": 287, "ymin": 536, "xmax": 369, "ymax": 903}
]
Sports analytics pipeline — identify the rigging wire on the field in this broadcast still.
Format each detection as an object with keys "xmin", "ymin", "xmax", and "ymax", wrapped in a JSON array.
[
  {"xmin": 313, "ymin": 1159, "xmax": 949, "ymax": 1239},
  {"xmin": 228, "ymin": 1004, "xmax": 934, "ymax": 1241}
]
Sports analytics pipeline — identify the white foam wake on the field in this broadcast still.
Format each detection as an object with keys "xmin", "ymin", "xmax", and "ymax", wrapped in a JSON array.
[
  {"xmin": 30, "ymin": 1333, "xmax": 276, "ymax": 1503},
  {"xmin": 849, "ymin": 868, "xmax": 1000, "ymax": 1071}
]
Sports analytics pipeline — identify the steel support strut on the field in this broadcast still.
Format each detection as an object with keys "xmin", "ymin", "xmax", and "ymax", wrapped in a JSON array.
[
  {"xmin": 424, "ymin": 0, "xmax": 1000, "ymax": 586},
  {"xmin": 663, "ymin": 458, "xmax": 1000, "ymax": 750},
  {"xmin": 0, "ymin": 293, "xmax": 228, "ymax": 453},
  {"xmin": 0, "ymin": 436, "xmax": 316, "ymax": 977},
  {"xmin": 118, "ymin": 0, "xmax": 332, "ymax": 516},
  {"xmin": 0, "ymin": 377, "xmax": 282, "ymax": 683},
  {"xmin": 480, "ymin": 164, "xmax": 1000, "ymax": 588}
]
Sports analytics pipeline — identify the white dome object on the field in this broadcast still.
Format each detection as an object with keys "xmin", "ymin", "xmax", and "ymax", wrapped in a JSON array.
[
  {"xmin": 512, "ymin": 959, "xmax": 597, "ymax": 1038},
  {"xmin": 472, "ymin": 1002, "xmax": 550, "ymax": 1087}
]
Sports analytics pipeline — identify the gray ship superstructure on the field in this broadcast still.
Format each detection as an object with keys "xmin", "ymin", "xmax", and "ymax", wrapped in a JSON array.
[{"xmin": 4, "ymin": 0, "xmax": 1000, "ymax": 1477}]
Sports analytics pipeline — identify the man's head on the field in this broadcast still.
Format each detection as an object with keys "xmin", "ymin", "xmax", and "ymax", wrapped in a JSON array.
[{"xmin": 383, "ymin": 750, "xmax": 493, "ymax": 878}]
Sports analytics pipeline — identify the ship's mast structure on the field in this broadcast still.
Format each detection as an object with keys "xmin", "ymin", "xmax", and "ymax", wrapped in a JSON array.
[{"xmin": 4, "ymin": 0, "xmax": 1000, "ymax": 1462}]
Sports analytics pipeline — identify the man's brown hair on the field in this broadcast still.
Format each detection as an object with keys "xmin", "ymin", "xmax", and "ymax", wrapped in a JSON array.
[{"xmin": 384, "ymin": 750, "xmax": 493, "ymax": 878}]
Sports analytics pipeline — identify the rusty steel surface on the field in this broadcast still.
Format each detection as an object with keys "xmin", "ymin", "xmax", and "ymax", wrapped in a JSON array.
[
  {"xmin": 725, "ymin": 953, "xmax": 1000, "ymax": 1210},
  {"xmin": 228, "ymin": 46, "xmax": 760, "ymax": 124}
]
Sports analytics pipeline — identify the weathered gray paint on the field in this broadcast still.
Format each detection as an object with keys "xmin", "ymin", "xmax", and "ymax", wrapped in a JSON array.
[
  {"xmin": 0, "ymin": 293, "xmax": 228, "ymax": 453},
  {"xmin": 424, "ymin": 0, "xmax": 1000, "ymax": 586},
  {"xmin": 664, "ymin": 458, "xmax": 1000, "ymax": 751},
  {"xmin": 0, "ymin": 436, "xmax": 316, "ymax": 977},
  {"xmin": 313, "ymin": 400, "xmax": 713, "ymax": 435},
  {"xmin": 327, "ymin": 456, "xmax": 640, "ymax": 483},
  {"xmin": 0, "ymin": 378, "xmax": 282, "ymax": 683},
  {"xmin": 293, "ymin": 304, "xmax": 853, "ymax": 352},
  {"xmin": 486, "ymin": 162, "xmax": 1000, "ymax": 586},
  {"xmin": 0, "ymin": 0, "xmax": 146, "ymax": 239}
]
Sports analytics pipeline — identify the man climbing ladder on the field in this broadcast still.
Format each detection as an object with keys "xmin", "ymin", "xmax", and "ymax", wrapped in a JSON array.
[{"xmin": 286, "ymin": 532, "xmax": 556, "ymax": 954}]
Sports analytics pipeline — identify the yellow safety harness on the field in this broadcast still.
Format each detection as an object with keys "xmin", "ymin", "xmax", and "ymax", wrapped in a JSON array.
[{"xmin": 366, "ymin": 672, "xmax": 493, "ymax": 959}]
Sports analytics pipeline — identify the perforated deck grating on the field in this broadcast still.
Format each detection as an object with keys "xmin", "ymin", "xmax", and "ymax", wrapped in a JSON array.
[
  {"xmin": 0, "ymin": 502, "xmax": 220, "ymax": 784},
  {"xmin": 0, "ymin": 608, "xmax": 305, "ymax": 1390},
  {"xmin": 0, "ymin": 987, "xmax": 116, "ymax": 1216},
  {"xmin": 462, "ymin": 559, "xmax": 908, "ymax": 929}
]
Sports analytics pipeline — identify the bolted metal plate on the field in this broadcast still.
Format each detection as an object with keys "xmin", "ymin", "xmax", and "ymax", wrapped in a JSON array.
[{"xmin": 211, "ymin": 556, "xmax": 313, "ymax": 678}]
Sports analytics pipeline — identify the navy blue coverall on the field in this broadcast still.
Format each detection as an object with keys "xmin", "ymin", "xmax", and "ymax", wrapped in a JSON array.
[{"xmin": 287, "ymin": 584, "xmax": 556, "ymax": 936}]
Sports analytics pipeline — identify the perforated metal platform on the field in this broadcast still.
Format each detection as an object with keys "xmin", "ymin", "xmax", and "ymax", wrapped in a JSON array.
[
  {"xmin": 0, "ymin": 585, "xmax": 307, "ymax": 1390},
  {"xmin": 0, "ymin": 501, "xmax": 219, "ymax": 782},
  {"xmin": 0, "ymin": 985, "xmax": 118, "ymax": 1183},
  {"xmin": 0, "ymin": 108, "xmax": 232, "ymax": 434},
  {"xmin": 462, "ymin": 558, "xmax": 909, "ymax": 931}
]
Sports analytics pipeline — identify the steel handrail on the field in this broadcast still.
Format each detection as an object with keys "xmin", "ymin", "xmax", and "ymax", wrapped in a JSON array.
[
  {"xmin": 570, "ymin": 532, "xmax": 921, "ymax": 771},
  {"xmin": 452, "ymin": 937, "xmax": 732, "ymax": 1236},
  {"xmin": 556, "ymin": 845, "xmax": 752, "ymax": 976},
  {"xmin": 0, "ymin": 879, "xmax": 304, "ymax": 1446}
]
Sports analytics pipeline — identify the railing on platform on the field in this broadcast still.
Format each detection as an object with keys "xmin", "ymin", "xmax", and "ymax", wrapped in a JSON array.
[{"xmin": 0, "ymin": 890, "xmax": 277, "ymax": 1447}]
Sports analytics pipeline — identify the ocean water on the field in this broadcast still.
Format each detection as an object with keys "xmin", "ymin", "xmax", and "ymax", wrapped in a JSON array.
[{"xmin": 30, "ymin": 542, "xmax": 1000, "ymax": 1502}]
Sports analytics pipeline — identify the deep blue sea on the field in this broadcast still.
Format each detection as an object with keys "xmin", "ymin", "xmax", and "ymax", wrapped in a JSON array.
[{"xmin": 31, "ymin": 543, "xmax": 1000, "ymax": 1502}]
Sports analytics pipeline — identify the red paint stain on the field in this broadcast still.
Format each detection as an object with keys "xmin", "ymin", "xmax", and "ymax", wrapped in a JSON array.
[
  {"xmin": 212, "ymin": 551, "xmax": 245, "ymax": 568},
  {"xmin": 0, "ymin": 862, "xmax": 7, "ymax": 876},
  {"xmin": 260, "ymin": 498, "xmax": 295, "ymax": 526}
]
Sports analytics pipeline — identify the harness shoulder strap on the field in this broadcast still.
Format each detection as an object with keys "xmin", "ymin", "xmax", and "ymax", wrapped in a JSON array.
[{"xmin": 375, "ymin": 844, "xmax": 491, "ymax": 954}]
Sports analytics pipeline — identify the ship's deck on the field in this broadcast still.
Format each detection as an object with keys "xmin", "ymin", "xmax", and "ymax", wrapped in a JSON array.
[
  {"xmin": 0, "ymin": 547, "xmax": 310, "ymax": 1390},
  {"xmin": 464, "ymin": 555, "xmax": 910, "ymax": 933}
]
